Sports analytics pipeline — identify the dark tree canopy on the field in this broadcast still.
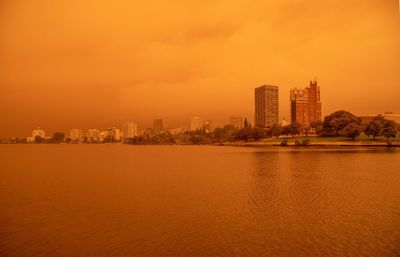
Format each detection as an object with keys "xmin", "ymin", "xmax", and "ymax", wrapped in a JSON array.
[
  {"xmin": 310, "ymin": 120, "xmax": 323, "ymax": 135},
  {"xmin": 282, "ymin": 122, "xmax": 301, "ymax": 137},
  {"xmin": 34, "ymin": 135, "xmax": 43, "ymax": 144},
  {"xmin": 323, "ymin": 110, "xmax": 361, "ymax": 137},
  {"xmin": 364, "ymin": 116, "xmax": 385, "ymax": 140},
  {"xmin": 380, "ymin": 119, "xmax": 397, "ymax": 140}
]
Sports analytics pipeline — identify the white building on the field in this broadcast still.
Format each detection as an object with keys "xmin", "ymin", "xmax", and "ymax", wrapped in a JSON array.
[
  {"xmin": 121, "ymin": 122, "xmax": 138, "ymax": 139},
  {"xmin": 190, "ymin": 117, "xmax": 203, "ymax": 131}
]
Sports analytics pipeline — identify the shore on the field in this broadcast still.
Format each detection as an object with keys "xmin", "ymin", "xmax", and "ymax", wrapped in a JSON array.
[{"xmin": 220, "ymin": 137, "xmax": 400, "ymax": 147}]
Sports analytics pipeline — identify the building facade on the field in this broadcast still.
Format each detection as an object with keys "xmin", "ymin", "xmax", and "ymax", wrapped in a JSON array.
[
  {"xmin": 70, "ymin": 129, "xmax": 83, "ymax": 141},
  {"xmin": 153, "ymin": 119, "xmax": 164, "ymax": 135},
  {"xmin": 290, "ymin": 80, "xmax": 322, "ymax": 125},
  {"xmin": 255, "ymin": 85, "xmax": 279, "ymax": 128},
  {"xmin": 86, "ymin": 129, "xmax": 100, "ymax": 142},
  {"xmin": 359, "ymin": 112, "xmax": 400, "ymax": 124},
  {"xmin": 121, "ymin": 122, "xmax": 138, "ymax": 139}
]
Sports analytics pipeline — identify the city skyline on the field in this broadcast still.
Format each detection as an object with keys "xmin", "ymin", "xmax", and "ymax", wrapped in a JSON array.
[
  {"xmin": 3, "ymin": 80, "xmax": 400, "ymax": 138},
  {"xmin": 1, "ymin": 1, "xmax": 399, "ymax": 137}
]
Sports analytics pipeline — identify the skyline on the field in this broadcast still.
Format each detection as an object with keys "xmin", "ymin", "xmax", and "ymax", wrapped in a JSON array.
[
  {"xmin": 2, "ymin": 79, "xmax": 400, "ymax": 138},
  {"xmin": 1, "ymin": 0, "xmax": 399, "ymax": 137},
  {"xmin": 5, "ymin": 80, "xmax": 400, "ymax": 139}
]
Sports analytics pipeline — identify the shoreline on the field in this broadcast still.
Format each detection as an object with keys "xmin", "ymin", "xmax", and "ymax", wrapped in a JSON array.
[{"xmin": 219, "ymin": 141, "xmax": 400, "ymax": 147}]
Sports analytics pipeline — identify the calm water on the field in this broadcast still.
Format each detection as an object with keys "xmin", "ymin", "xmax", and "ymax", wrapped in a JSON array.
[{"xmin": 0, "ymin": 145, "xmax": 400, "ymax": 257}]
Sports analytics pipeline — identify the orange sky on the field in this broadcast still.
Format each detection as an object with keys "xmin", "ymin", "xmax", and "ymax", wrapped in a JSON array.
[{"xmin": 0, "ymin": 0, "xmax": 399, "ymax": 136}]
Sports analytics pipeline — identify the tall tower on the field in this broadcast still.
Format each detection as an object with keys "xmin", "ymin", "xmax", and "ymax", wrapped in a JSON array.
[
  {"xmin": 153, "ymin": 119, "xmax": 164, "ymax": 135},
  {"xmin": 290, "ymin": 80, "xmax": 322, "ymax": 125},
  {"xmin": 255, "ymin": 85, "xmax": 279, "ymax": 128},
  {"xmin": 307, "ymin": 80, "xmax": 322, "ymax": 123},
  {"xmin": 290, "ymin": 88, "xmax": 308, "ymax": 124}
]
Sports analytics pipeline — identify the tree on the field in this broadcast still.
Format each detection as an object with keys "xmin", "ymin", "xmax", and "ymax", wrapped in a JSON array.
[
  {"xmin": 310, "ymin": 120, "xmax": 323, "ymax": 135},
  {"xmin": 340, "ymin": 122, "xmax": 363, "ymax": 140},
  {"xmin": 236, "ymin": 126, "xmax": 253, "ymax": 142},
  {"xmin": 34, "ymin": 135, "xmax": 43, "ymax": 144},
  {"xmin": 53, "ymin": 132, "xmax": 65, "ymax": 143},
  {"xmin": 252, "ymin": 127, "xmax": 265, "ymax": 141},
  {"xmin": 282, "ymin": 122, "xmax": 300, "ymax": 137},
  {"xmin": 214, "ymin": 125, "xmax": 238, "ymax": 142},
  {"xmin": 243, "ymin": 118, "xmax": 249, "ymax": 128},
  {"xmin": 364, "ymin": 117, "xmax": 385, "ymax": 140},
  {"xmin": 323, "ymin": 111, "xmax": 361, "ymax": 137},
  {"xmin": 301, "ymin": 125, "xmax": 312, "ymax": 137},
  {"xmin": 268, "ymin": 124, "xmax": 282, "ymax": 137},
  {"xmin": 380, "ymin": 120, "xmax": 397, "ymax": 142}
]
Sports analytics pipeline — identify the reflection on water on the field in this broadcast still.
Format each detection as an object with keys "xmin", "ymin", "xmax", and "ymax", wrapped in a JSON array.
[{"xmin": 0, "ymin": 145, "xmax": 399, "ymax": 257}]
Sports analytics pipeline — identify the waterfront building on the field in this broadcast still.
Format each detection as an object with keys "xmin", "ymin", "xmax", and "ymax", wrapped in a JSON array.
[
  {"xmin": 190, "ymin": 117, "xmax": 203, "ymax": 131},
  {"xmin": 229, "ymin": 116, "xmax": 243, "ymax": 129},
  {"xmin": 111, "ymin": 127, "xmax": 121, "ymax": 141},
  {"xmin": 121, "ymin": 122, "xmax": 138, "ymax": 139},
  {"xmin": 70, "ymin": 129, "xmax": 83, "ymax": 142},
  {"xmin": 86, "ymin": 129, "xmax": 100, "ymax": 142},
  {"xmin": 153, "ymin": 119, "xmax": 164, "ymax": 135},
  {"xmin": 99, "ymin": 127, "xmax": 121, "ymax": 142},
  {"xmin": 255, "ymin": 85, "xmax": 279, "ymax": 128},
  {"xmin": 290, "ymin": 80, "xmax": 322, "ymax": 125}
]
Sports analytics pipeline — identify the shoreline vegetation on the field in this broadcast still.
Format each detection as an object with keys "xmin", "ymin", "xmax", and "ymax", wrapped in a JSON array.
[{"xmin": 2, "ymin": 110, "xmax": 400, "ymax": 147}]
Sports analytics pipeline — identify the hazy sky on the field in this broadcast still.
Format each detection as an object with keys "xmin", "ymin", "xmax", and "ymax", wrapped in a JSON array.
[{"xmin": 1, "ymin": 0, "xmax": 399, "ymax": 136}]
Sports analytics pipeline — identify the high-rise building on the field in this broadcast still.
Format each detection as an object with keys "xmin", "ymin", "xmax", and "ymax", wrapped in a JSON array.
[
  {"xmin": 229, "ymin": 116, "xmax": 243, "ymax": 129},
  {"xmin": 121, "ymin": 122, "xmax": 138, "ymax": 139},
  {"xmin": 290, "ymin": 80, "xmax": 322, "ymax": 125},
  {"xmin": 153, "ymin": 119, "xmax": 164, "ymax": 135},
  {"xmin": 190, "ymin": 117, "xmax": 203, "ymax": 131},
  {"xmin": 255, "ymin": 85, "xmax": 279, "ymax": 128}
]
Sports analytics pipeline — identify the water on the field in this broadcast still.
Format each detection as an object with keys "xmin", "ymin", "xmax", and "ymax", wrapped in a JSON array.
[{"xmin": 0, "ymin": 145, "xmax": 400, "ymax": 257}]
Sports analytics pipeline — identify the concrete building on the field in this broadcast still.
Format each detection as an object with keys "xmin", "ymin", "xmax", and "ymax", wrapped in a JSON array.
[
  {"xmin": 153, "ymin": 119, "xmax": 164, "ymax": 135},
  {"xmin": 190, "ymin": 117, "xmax": 203, "ymax": 131},
  {"xmin": 100, "ymin": 127, "xmax": 121, "ymax": 142},
  {"xmin": 70, "ymin": 129, "xmax": 83, "ymax": 141},
  {"xmin": 290, "ymin": 80, "xmax": 322, "ymax": 125},
  {"xmin": 229, "ymin": 116, "xmax": 243, "ymax": 129},
  {"xmin": 121, "ymin": 122, "xmax": 138, "ymax": 139},
  {"xmin": 255, "ymin": 85, "xmax": 279, "ymax": 128},
  {"xmin": 359, "ymin": 112, "xmax": 400, "ymax": 124},
  {"xmin": 86, "ymin": 129, "xmax": 100, "ymax": 142}
]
